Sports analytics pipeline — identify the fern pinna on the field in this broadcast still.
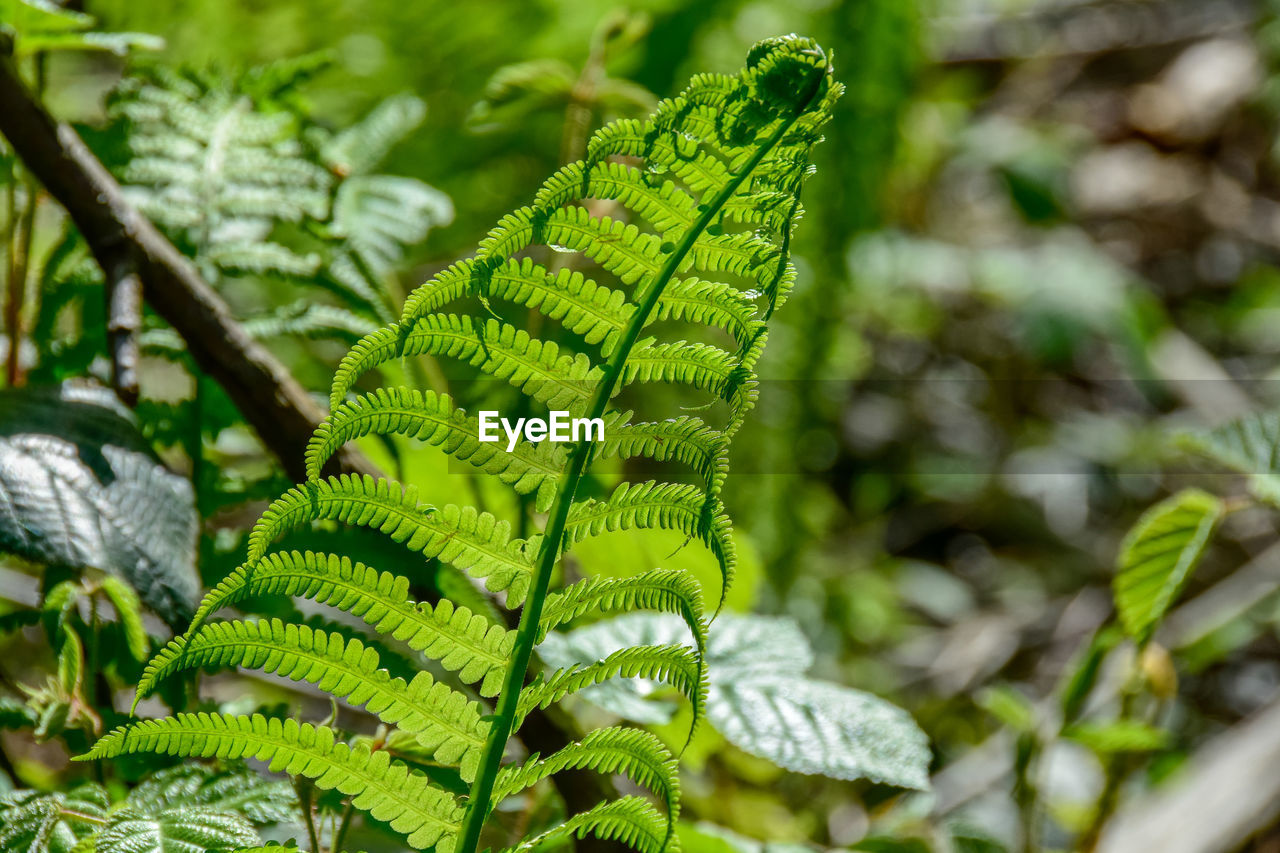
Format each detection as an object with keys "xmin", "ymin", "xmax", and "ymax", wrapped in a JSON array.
[{"xmin": 83, "ymin": 35, "xmax": 840, "ymax": 853}]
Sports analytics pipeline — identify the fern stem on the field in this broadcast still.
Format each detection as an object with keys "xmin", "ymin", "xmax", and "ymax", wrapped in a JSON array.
[
  {"xmin": 297, "ymin": 779, "xmax": 321, "ymax": 853},
  {"xmin": 333, "ymin": 800, "xmax": 357, "ymax": 853},
  {"xmin": 454, "ymin": 88, "xmax": 817, "ymax": 853}
]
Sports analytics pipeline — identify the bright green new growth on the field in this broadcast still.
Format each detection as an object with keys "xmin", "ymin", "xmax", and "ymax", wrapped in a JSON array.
[{"xmin": 84, "ymin": 35, "xmax": 840, "ymax": 853}]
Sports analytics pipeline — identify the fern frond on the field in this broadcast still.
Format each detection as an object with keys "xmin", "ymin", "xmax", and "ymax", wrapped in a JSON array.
[
  {"xmin": 248, "ymin": 476, "xmax": 537, "ymax": 603},
  {"xmin": 113, "ymin": 74, "xmax": 331, "ymax": 279},
  {"xmin": 81, "ymin": 713, "xmax": 464, "ymax": 852},
  {"xmin": 186, "ymin": 550, "xmax": 511, "ymax": 694},
  {"xmin": 493, "ymin": 727, "xmax": 678, "ymax": 823},
  {"xmin": 516, "ymin": 644, "xmax": 704, "ymax": 725},
  {"xmin": 330, "ymin": 316, "xmax": 601, "ymax": 414},
  {"xmin": 564, "ymin": 482, "xmax": 734, "ymax": 610},
  {"xmin": 593, "ymin": 417, "xmax": 729, "ymax": 496},
  {"xmin": 483, "ymin": 207, "xmax": 664, "ymax": 287},
  {"xmin": 133, "ymin": 620, "xmax": 489, "ymax": 778},
  {"xmin": 307, "ymin": 388, "xmax": 565, "ymax": 501},
  {"xmin": 682, "ymin": 231, "xmax": 784, "ymax": 294},
  {"xmin": 652, "ymin": 278, "xmax": 762, "ymax": 352},
  {"xmin": 586, "ymin": 119, "xmax": 731, "ymax": 198},
  {"xmin": 620, "ymin": 340, "xmax": 757, "ymax": 426},
  {"xmin": 537, "ymin": 161, "xmax": 697, "ymax": 237},
  {"xmin": 538, "ymin": 571, "xmax": 705, "ymax": 649},
  {"xmin": 241, "ymin": 300, "xmax": 376, "ymax": 341},
  {"xmin": 501, "ymin": 796, "xmax": 669, "ymax": 853},
  {"xmin": 400, "ymin": 258, "xmax": 633, "ymax": 354}
]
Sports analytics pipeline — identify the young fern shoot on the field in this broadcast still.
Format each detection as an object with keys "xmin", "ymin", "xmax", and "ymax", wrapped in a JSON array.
[{"xmin": 82, "ymin": 35, "xmax": 840, "ymax": 853}]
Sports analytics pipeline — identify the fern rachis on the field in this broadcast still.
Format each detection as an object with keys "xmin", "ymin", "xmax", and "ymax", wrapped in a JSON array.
[{"xmin": 84, "ymin": 36, "xmax": 840, "ymax": 853}]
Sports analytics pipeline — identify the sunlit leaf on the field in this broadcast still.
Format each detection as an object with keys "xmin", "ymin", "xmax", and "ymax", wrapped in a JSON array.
[{"xmin": 1113, "ymin": 488, "xmax": 1223, "ymax": 646}]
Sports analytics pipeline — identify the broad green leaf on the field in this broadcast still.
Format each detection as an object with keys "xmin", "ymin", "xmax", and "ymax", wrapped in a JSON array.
[
  {"xmin": 1113, "ymin": 488, "xmax": 1223, "ymax": 645},
  {"xmin": 539, "ymin": 613, "xmax": 930, "ymax": 788},
  {"xmin": 321, "ymin": 92, "xmax": 427, "ymax": 176},
  {"xmin": 1179, "ymin": 412, "xmax": 1280, "ymax": 506},
  {"xmin": 0, "ymin": 783, "xmax": 109, "ymax": 853},
  {"xmin": 123, "ymin": 764, "xmax": 297, "ymax": 825},
  {"xmin": 95, "ymin": 807, "xmax": 259, "ymax": 853},
  {"xmin": 708, "ymin": 678, "xmax": 929, "ymax": 789},
  {"xmin": 0, "ymin": 384, "xmax": 199, "ymax": 627}
]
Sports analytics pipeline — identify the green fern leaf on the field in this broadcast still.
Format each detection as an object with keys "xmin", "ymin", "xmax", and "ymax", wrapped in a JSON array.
[
  {"xmin": 516, "ymin": 644, "xmax": 705, "ymax": 726},
  {"xmin": 620, "ymin": 339, "xmax": 758, "ymax": 428},
  {"xmin": 112, "ymin": 72, "xmax": 331, "ymax": 280},
  {"xmin": 321, "ymin": 92, "xmax": 427, "ymax": 176},
  {"xmin": 501, "ymin": 796, "xmax": 668, "ymax": 853},
  {"xmin": 593, "ymin": 416, "xmax": 729, "ymax": 496},
  {"xmin": 308, "ymin": 388, "xmax": 565, "ymax": 499},
  {"xmin": 564, "ymin": 482, "xmax": 734, "ymax": 610},
  {"xmin": 81, "ymin": 714, "xmax": 464, "ymax": 852},
  {"xmin": 331, "ymin": 316, "xmax": 601, "ymax": 414},
  {"xmin": 133, "ymin": 620, "xmax": 489, "ymax": 778},
  {"xmin": 241, "ymin": 301, "xmax": 377, "ymax": 342},
  {"xmin": 401, "ymin": 258, "xmax": 633, "ymax": 354},
  {"xmin": 538, "ymin": 570, "xmax": 705, "ymax": 647},
  {"xmin": 247, "ymin": 475, "xmax": 536, "ymax": 603},
  {"xmin": 187, "ymin": 550, "xmax": 512, "ymax": 695},
  {"xmin": 493, "ymin": 727, "xmax": 678, "ymax": 824}
]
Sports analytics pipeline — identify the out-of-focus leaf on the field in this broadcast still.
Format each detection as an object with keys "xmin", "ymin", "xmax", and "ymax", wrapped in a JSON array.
[
  {"xmin": 0, "ymin": 0, "xmax": 91, "ymax": 34},
  {"xmin": 33, "ymin": 698, "xmax": 69, "ymax": 740},
  {"xmin": 99, "ymin": 575, "xmax": 149, "ymax": 662},
  {"xmin": 0, "ymin": 696, "xmax": 37, "ymax": 730},
  {"xmin": 1178, "ymin": 412, "xmax": 1280, "ymax": 506},
  {"xmin": 467, "ymin": 58, "xmax": 576, "ymax": 131},
  {"xmin": 0, "ymin": 782, "xmax": 109, "ymax": 853},
  {"xmin": 0, "ymin": 384, "xmax": 199, "ymax": 627},
  {"xmin": 539, "ymin": 613, "xmax": 931, "ymax": 788},
  {"xmin": 976, "ymin": 684, "xmax": 1036, "ymax": 734},
  {"xmin": 1059, "ymin": 625, "xmax": 1123, "ymax": 722},
  {"xmin": 678, "ymin": 821, "xmax": 813, "ymax": 853},
  {"xmin": 321, "ymin": 92, "xmax": 426, "ymax": 176},
  {"xmin": 55, "ymin": 628, "xmax": 82, "ymax": 695},
  {"xmin": 331, "ymin": 174, "xmax": 453, "ymax": 270},
  {"xmin": 15, "ymin": 30, "xmax": 163, "ymax": 55},
  {"xmin": 124, "ymin": 764, "xmax": 297, "ymax": 825},
  {"xmin": 1063, "ymin": 720, "xmax": 1171, "ymax": 754},
  {"xmin": 0, "ymin": 0, "xmax": 161, "ymax": 56},
  {"xmin": 1113, "ymin": 489, "xmax": 1223, "ymax": 646}
]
